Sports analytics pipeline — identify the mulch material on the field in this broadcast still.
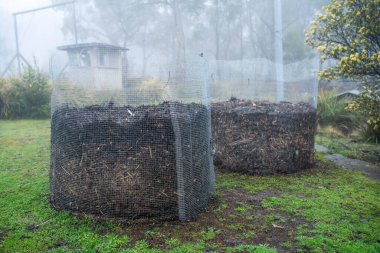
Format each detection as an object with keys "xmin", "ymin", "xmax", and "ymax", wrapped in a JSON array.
[
  {"xmin": 212, "ymin": 98, "xmax": 317, "ymax": 175},
  {"xmin": 50, "ymin": 102, "xmax": 212, "ymax": 220}
]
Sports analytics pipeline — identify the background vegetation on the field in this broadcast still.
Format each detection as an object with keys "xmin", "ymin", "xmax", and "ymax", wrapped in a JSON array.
[
  {"xmin": 316, "ymin": 88, "xmax": 379, "ymax": 163},
  {"xmin": 0, "ymin": 68, "xmax": 51, "ymax": 119},
  {"xmin": 306, "ymin": 0, "xmax": 380, "ymax": 142}
]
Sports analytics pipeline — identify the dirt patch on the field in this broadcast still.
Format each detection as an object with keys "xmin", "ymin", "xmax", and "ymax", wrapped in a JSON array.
[
  {"xmin": 214, "ymin": 190, "xmax": 311, "ymax": 253},
  {"xmin": 0, "ymin": 228, "xmax": 14, "ymax": 243},
  {"xmin": 25, "ymin": 224, "xmax": 39, "ymax": 232},
  {"xmin": 361, "ymin": 153, "xmax": 380, "ymax": 165},
  {"xmin": 47, "ymin": 241, "xmax": 68, "ymax": 250},
  {"xmin": 118, "ymin": 184, "xmax": 313, "ymax": 252},
  {"xmin": 50, "ymin": 102, "xmax": 213, "ymax": 220},
  {"xmin": 19, "ymin": 235, "xmax": 32, "ymax": 240},
  {"xmin": 212, "ymin": 99, "xmax": 317, "ymax": 175}
]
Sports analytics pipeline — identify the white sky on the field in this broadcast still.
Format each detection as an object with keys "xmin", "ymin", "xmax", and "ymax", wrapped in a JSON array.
[
  {"xmin": 0, "ymin": 0, "xmax": 51, "ymax": 12},
  {"xmin": 0, "ymin": 0, "xmax": 70, "ymax": 71}
]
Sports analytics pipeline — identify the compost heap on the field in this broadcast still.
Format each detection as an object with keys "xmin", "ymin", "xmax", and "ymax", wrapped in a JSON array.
[
  {"xmin": 50, "ymin": 102, "xmax": 211, "ymax": 220},
  {"xmin": 212, "ymin": 99, "xmax": 317, "ymax": 175}
]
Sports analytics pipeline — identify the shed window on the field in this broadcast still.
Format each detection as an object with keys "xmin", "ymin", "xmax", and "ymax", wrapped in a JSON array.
[
  {"xmin": 99, "ymin": 52, "xmax": 109, "ymax": 66},
  {"xmin": 80, "ymin": 50, "xmax": 91, "ymax": 67}
]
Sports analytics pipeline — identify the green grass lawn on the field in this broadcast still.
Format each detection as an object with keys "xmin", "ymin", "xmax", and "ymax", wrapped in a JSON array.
[{"xmin": 0, "ymin": 120, "xmax": 379, "ymax": 253}]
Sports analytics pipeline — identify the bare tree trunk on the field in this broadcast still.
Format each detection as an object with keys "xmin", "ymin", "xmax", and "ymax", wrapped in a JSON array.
[
  {"xmin": 223, "ymin": 23, "xmax": 232, "ymax": 60},
  {"xmin": 172, "ymin": 0, "xmax": 186, "ymax": 82},
  {"xmin": 247, "ymin": 2, "xmax": 262, "ymax": 58},
  {"xmin": 274, "ymin": 0, "xmax": 284, "ymax": 102},
  {"xmin": 122, "ymin": 35, "xmax": 129, "ymax": 87},
  {"xmin": 141, "ymin": 25, "xmax": 147, "ymax": 76},
  {"xmin": 214, "ymin": 0, "xmax": 221, "ymax": 79},
  {"xmin": 239, "ymin": 0, "xmax": 244, "ymax": 82}
]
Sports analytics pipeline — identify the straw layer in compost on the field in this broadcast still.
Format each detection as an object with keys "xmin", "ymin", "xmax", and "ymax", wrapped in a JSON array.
[
  {"xmin": 212, "ymin": 99, "xmax": 317, "ymax": 175},
  {"xmin": 50, "ymin": 102, "xmax": 209, "ymax": 220}
]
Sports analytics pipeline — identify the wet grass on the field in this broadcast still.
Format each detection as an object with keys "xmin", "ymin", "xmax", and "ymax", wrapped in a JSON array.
[
  {"xmin": 0, "ymin": 120, "xmax": 379, "ymax": 252},
  {"xmin": 316, "ymin": 127, "xmax": 380, "ymax": 164}
]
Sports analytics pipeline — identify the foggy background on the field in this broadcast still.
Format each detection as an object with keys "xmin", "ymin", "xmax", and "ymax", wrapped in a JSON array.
[
  {"xmin": 0, "ymin": 0, "xmax": 68, "ymax": 71},
  {"xmin": 0, "ymin": 0, "xmax": 330, "ymax": 80}
]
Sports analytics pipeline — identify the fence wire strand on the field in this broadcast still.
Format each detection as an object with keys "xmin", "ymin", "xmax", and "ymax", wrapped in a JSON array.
[{"xmin": 50, "ymin": 47, "xmax": 214, "ymax": 221}]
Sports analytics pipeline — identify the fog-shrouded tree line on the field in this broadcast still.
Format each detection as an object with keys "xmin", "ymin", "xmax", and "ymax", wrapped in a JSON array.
[
  {"xmin": 0, "ymin": 7, "xmax": 10, "ymax": 72},
  {"xmin": 52, "ymin": 0, "xmax": 330, "ymax": 76}
]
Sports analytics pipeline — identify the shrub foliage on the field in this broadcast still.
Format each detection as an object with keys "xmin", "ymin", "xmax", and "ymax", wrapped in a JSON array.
[
  {"xmin": 0, "ymin": 68, "xmax": 51, "ymax": 119},
  {"xmin": 317, "ymin": 89, "xmax": 363, "ymax": 135},
  {"xmin": 317, "ymin": 89, "xmax": 346, "ymax": 126},
  {"xmin": 306, "ymin": 0, "xmax": 380, "ymax": 142}
]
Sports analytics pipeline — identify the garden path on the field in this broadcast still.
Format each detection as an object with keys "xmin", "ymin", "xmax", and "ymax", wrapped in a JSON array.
[{"xmin": 315, "ymin": 144, "xmax": 380, "ymax": 183}]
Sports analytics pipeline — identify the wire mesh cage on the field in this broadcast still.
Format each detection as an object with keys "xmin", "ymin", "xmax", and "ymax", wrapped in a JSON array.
[
  {"xmin": 49, "ymin": 45, "xmax": 214, "ymax": 221},
  {"xmin": 210, "ymin": 57, "xmax": 318, "ymax": 175}
]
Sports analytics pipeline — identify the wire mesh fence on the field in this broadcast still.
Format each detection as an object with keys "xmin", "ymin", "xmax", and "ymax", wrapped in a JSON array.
[
  {"xmin": 50, "ymin": 45, "xmax": 214, "ymax": 221},
  {"xmin": 210, "ymin": 57, "xmax": 319, "ymax": 175}
]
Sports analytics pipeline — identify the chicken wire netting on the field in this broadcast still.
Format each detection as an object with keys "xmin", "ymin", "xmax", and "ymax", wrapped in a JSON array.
[
  {"xmin": 209, "ymin": 57, "xmax": 319, "ymax": 106},
  {"xmin": 210, "ymin": 58, "xmax": 319, "ymax": 175},
  {"xmin": 49, "ymin": 46, "xmax": 214, "ymax": 221}
]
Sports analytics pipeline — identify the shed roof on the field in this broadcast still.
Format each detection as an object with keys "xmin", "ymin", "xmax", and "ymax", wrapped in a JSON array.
[
  {"xmin": 57, "ymin": 42, "xmax": 128, "ymax": 51},
  {"xmin": 335, "ymin": 89, "xmax": 360, "ymax": 98}
]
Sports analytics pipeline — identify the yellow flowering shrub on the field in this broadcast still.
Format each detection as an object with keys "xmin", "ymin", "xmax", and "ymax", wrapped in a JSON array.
[{"xmin": 306, "ymin": 0, "xmax": 380, "ymax": 141}]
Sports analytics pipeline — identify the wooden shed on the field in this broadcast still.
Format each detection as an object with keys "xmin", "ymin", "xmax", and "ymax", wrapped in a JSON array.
[{"xmin": 57, "ymin": 43, "xmax": 128, "ymax": 90}]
